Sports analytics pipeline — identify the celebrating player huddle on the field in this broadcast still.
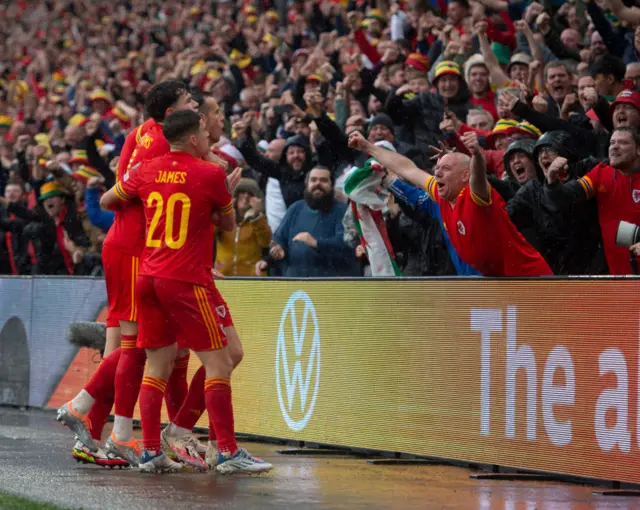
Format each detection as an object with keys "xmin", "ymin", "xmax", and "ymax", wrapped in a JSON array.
[{"xmin": 56, "ymin": 80, "xmax": 272, "ymax": 475}]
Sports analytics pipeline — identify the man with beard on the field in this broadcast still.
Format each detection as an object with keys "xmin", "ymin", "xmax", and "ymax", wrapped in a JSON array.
[
  {"xmin": 257, "ymin": 167, "xmax": 359, "ymax": 277},
  {"xmin": 545, "ymin": 127, "xmax": 640, "ymax": 274}
]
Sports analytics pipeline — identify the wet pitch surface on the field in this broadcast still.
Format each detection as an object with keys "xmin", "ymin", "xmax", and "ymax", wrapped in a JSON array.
[{"xmin": 0, "ymin": 408, "xmax": 637, "ymax": 509}]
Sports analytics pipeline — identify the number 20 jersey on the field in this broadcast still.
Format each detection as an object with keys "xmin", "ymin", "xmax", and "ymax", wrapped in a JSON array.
[
  {"xmin": 103, "ymin": 119, "xmax": 170, "ymax": 257},
  {"xmin": 114, "ymin": 151, "xmax": 233, "ymax": 286}
]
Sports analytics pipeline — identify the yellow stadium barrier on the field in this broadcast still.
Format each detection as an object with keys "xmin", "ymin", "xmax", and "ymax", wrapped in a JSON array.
[{"xmin": 134, "ymin": 278, "xmax": 640, "ymax": 484}]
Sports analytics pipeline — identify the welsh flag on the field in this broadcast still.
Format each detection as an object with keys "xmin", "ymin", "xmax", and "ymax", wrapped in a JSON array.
[{"xmin": 343, "ymin": 158, "xmax": 402, "ymax": 277}]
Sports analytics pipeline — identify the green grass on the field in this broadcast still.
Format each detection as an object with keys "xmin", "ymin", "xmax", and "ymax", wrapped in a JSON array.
[{"xmin": 0, "ymin": 492, "xmax": 71, "ymax": 510}]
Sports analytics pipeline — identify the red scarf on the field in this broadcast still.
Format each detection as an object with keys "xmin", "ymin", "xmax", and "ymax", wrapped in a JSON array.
[{"xmin": 55, "ymin": 205, "xmax": 74, "ymax": 275}]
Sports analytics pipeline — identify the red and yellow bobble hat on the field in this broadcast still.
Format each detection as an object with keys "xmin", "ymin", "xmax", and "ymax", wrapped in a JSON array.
[
  {"xmin": 72, "ymin": 165, "xmax": 102, "ymax": 184},
  {"xmin": 262, "ymin": 33, "xmax": 279, "ymax": 47},
  {"xmin": 89, "ymin": 88, "xmax": 112, "ymax": 105},
  {"xmin": 69, "ymin": 149, "xmax": 89, "ymax": 166},
  {"xmin": 366, "ymin": 8, "xmax": 386, "ymax": 26},
  {"xmin": 506, "ymin": 121, "xmax": 541, "ymax": 140},
  {"xmin": 52, "ymin": 71, "xmax": 66, "ymax": 84},
  {"xmin": 0, "ymin": 116, "xmax": 13, "ymax": 129},
  {"xmin": 265, "ymin": 10, "xmax": 280, "ymax": 23},
  {"xmin": 485, "ymin": 119, "xmax": 518, "ymax": 149},
  {"xmin": 433, "ymin": 61, "xmax": 462, "ymax": 83},
  {"xmin": 229, "ymin": 49, "xmax": 253, "ymax": 70},
  {"xmin": 306, "ymin": 73, "xmax": 326, "ymax": 83},
  {"xmin": 243, "ymin": 5, "xmax": 258, "ymax": 24},
  {"xmin": 39, "ymin": 181, "xmax": 67, "ymax": 201},
  {"xmin": 405, "ymin": 53, "xmax": 430, "ymax": 73},
  {"xmin": 68, "ymin": 114, "xmax": 90, "ymax": 127}
]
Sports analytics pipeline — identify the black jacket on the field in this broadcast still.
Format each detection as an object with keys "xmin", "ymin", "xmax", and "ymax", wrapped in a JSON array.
[
  {"xmin": 237, "ymin": 134, "xmax": 314, "ymax": 208},
  {"xmin": 511, "ymin": 99, "xmax": 610, "ymax": 160},
  {"xmin": 506, "ymin": 135, "xmax": 607, "ymax": 275},
  {"xmin": 0, "ymin": 203, "xmax": 32, "ymax": 275}
]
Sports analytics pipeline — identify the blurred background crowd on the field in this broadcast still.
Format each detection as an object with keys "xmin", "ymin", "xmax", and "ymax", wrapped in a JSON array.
[{"xmin": 2, "ymin": 0, "xmax": 640, "ymax": 278}]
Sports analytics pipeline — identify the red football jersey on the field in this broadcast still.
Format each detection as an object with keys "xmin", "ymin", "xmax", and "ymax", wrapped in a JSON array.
[
  {"xmin": 425, "ymin": 175, "xmax": 553, "ymax": 277},
  {"xmin": 103, "ymin": 119, "xmax": 170, "ymax": 257},
  {"xmin": 115, "ymin": 151, "xmax": 233, "ymax": 286},
  {"xmin": 578, "ymin": 163, "xmax": 640, "ymax": 274}
]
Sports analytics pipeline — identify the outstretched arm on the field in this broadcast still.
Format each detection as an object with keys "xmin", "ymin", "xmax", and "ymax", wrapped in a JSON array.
[
  {"xmin": 462, "ymin": 132, "xmax": 490, "ymax": 203},
  {"xmin": 347, "ymin": 131, "xmax": 429, "ymax": 190}
]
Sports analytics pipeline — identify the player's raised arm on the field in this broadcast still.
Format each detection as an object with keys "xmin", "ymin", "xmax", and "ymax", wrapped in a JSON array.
[
  {"xmin": 347, "ymin": 131, "xmax": 429, "ymax": 190},
  {"xmin": 461, "ymin": 131, "xmax": 490, "ymax": 203}
]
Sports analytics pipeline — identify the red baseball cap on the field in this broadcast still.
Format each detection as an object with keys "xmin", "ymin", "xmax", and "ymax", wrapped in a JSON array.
[{"xmin": 610, "ymin": 90, "xmax": 640, "ymax": 117}]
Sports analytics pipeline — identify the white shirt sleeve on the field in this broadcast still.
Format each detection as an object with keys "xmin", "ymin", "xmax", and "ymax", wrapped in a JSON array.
[{"xmin": 266, "ymin": 177, "xmax": 287, "ymax": 233}]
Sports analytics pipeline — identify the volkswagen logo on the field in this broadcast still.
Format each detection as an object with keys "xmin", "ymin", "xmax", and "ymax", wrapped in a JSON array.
[{"xmin": 276, "ymin": 290, "xmax": 321, "ymax": 431}]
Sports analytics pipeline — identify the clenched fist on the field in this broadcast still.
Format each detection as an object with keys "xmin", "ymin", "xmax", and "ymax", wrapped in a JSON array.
[
  {"xmin": 532, "ymin": 94, "xmax": 548, "ymax": 113},
  {"xmin": 348, "ymin": 131, "xmax": 371, "ymax": 152},
  {"xmin": 546, "ymin": 156, "xmax": 569, "ymax": 184},
  {"xmin": 461, "ymin": 131, "xmax": 481, "ymax": 155}
]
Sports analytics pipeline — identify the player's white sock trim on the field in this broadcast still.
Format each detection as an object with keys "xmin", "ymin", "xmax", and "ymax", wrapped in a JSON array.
[
  {"xmin": 71, "ymin": 390, "xmax": 95, "ymax": 415},
  {"xmin": 113, "ymin": 415, "xmax": 133, "ymax": 442}
]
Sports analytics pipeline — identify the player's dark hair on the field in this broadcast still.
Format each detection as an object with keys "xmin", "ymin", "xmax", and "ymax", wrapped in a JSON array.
[
  {"xmin": 144, "ymin": 80, "xmax": 188, "ymax": 122},
  {"xmin": 590, "ymin": 55, "xmax": 626, "ymax": 83},
  {"xmin": 190, "ymin": 87, "xmax": 206, "ymax": 110},
  {"xmin": 163, "ymin": 110, "xmax": 202, "ymax": 144},
  {"xmin": 614, "ymin": 126, "xmax": 640, "ymax": 145}
]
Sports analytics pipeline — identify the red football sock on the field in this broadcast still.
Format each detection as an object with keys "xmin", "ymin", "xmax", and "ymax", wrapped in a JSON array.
[
  {"xmin": 86, "ymin": 349, "xmax": 121, "ymax": 440},
  {"xmin": 204, "ymin": 377, "xmax": 236, "ymax": 454},
  {"xmin": 84, "ymin": 347, "xmax": 121, "ymax": 402},
  {"xmin": 139, "ymin": 376, "xmax": 167, "ymax": 452},
  {"xmin": 208, "ymin": 414, "xmax": 217, "ymax": 442},
  {"xmin": 88, "ymin": 389, "xmax": 114, "ymax": 440},
  {"xmin": 173, "ymin": 365, "xmax": 206, "ymax": 430},
  {"xmin": 164, "ymin": 352, "xmax": 190, "ymax": 423},
  {"xmin": 114, "ymin": 337, "xmax": 146, "ymax": 418}
]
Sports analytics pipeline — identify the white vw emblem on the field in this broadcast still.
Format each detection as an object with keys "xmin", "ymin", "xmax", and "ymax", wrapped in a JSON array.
[{"xmin": 275, "ymin": 290, "xmax": 321, "ymax": 431}]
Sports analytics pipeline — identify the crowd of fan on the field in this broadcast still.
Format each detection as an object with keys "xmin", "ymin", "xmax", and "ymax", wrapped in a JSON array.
[{"xmin": 2, "ymin": 0, "xmax": 640, "ymax": 278}]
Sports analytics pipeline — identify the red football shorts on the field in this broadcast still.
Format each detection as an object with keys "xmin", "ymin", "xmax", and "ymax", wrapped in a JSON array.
[
  {"xmin": 135, "ymin": 275, "xmax": 228, "ymax": 352},
  {"xmin": 210, "ymin": 285, "xmax": 233, "ymax": 329},
  {"xmin": 103, "ymin": 243, "xmax": 140, "ymax": 325}
]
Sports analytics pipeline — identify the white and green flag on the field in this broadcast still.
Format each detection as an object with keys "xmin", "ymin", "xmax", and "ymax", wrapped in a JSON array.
[{"xmin": 343, "ymin": 156, "xmax": 402, "ymax": 277}]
